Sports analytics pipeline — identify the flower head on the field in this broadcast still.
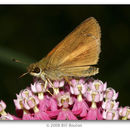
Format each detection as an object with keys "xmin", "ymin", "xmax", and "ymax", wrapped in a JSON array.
[
  {"xmin": 0, "ymin": 77, "xmax": 129, "ymax": 120},
  {"xmin": 104, "ymin": 88, "xmax": 118, "ymax": 101},
  {"xmin": 85, "ymin": 90, "xmax": 103, "ymax": 103},
  {"xmin": 119, "ymin": 106, "xmax": 130, "ymax": 120},
  {"xmin": 31, "ymin": 81, "xmax": 46, "ymax": 93},
  {"xmin": 70, "ymin": 78, "xmax": 87, "ymax": 95},
  {"xmin": 14, "ymin": 88, "xmax": 39, "ymax": 112},
  {"xmin": 88, "ymin": 80, "xmax": 107, "ymax": 92},
  {"xmin": 20, "ymin": 88, "xmax": 33, "ymax": 99},
  {"xmin": 22, "ymin": 95, "xmax": 39, "ymax": 110},
  {"xmin": 57, "ymin": 92, "xmax": 73, "ymax": 108},
  {"xmin": 14, "ymin": 88, "xmax": 34, "ymax": 110},
  {"xmin": 53, "ymin": 80, "xmax": 65, "ymax": 88},
  {"xmin": 102, "ymin": 100, "xmax": 119, "ymax": 110},
  {"xmin": 0, "ymin": 113, "xmax": 14, "ymax": 120},
  {"xmin": 57, "ymin": 109, "xmax": 77, "ymax": 120},
  {"xmin": 102, "ymin": 109, "xmax": 119, "ymax": 120},
  {"xmin": 48, "ymin": 80, "xmax": 65, "ymax": 88}
]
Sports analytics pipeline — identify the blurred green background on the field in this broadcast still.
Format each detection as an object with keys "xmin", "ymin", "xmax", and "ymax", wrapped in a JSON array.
[{"xmin": 0, "ymin": 5, "xmax": 130, "ymax": 114}]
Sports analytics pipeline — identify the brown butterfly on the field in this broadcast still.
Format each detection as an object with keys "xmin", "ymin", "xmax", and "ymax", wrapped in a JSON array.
[{"xmin": 25, "ymin": 17, "xmax": 101, "ymax": 86}]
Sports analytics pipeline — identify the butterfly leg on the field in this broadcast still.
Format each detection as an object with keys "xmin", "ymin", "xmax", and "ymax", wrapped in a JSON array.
[
  {"xmin": 46, "ymin": 77, "xmax": 57, "ymax": 94},
  {"xmin": 44, "ymin": 79, "xmax": 47, "ymax": 89},
  {"xmin": 45, "ymin": 80, "xmax": 54, "ymax": 96},
  {"xmin": 40, "ymin": 76, "xmax": 54, "ymax": 96}
]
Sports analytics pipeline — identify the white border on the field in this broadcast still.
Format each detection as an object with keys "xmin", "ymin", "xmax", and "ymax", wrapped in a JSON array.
[
  {"xmin": 0, "ymin": 0, "xmax": 130, "ymax": 4},
  {"xmin": 0, "ymin": 2, "xmax": 129, "ymax": 130},
  {"xmin": 0, "ymin": 121, "xmax": 130, "ymax": 130}
]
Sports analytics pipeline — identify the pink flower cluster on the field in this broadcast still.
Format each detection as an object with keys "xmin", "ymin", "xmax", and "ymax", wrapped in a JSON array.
[{"xmin": 0, "ymin": 78, "xmax": 129, "ymax": 120}]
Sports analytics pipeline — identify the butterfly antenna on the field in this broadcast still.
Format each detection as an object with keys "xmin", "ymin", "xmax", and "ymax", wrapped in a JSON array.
[{"xmin": 12, "ymin": 58, "xmax": 27, "ymax": 65}]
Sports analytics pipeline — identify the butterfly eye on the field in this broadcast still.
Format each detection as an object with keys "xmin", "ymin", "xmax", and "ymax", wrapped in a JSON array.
[{"xmin": 33, "ymin": 67, "xmax": 40, "ymax": 74}]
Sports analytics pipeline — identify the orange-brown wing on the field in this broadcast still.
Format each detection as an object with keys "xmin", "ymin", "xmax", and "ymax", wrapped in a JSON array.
[
  {"xmin": 44, "ymin": 17, "xmax": 101, "ymax": 70},
  {"xmin": 41, "ymin": 17, "xmax": 100, "ymax": 69},
  {"xmin": 59, "ymin": 66, "xmax": 99, "ymax": 77}
]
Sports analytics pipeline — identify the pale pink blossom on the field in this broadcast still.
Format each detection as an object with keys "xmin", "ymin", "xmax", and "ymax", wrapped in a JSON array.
[
  {"xmin": 14, "ymin": 91, "xmax": 25, "ymax": 110},
  {"xmin": 102, "ymin": 109, "xmax": 119, "ymax": 120},
  {"xmin": 102, "ymin": 100, "xmax": 119, "ymax": 110},
  {"xmin": 57, "ymin": 92, "xmax": 73, "ymax": 108},
  {"xmin": 104, "ymin": 88, "xmax": 118, "ymax": 101},
  {"xmin": 0, "ymin": 113, "xmax": 20, "ymax": 120},
  {"xmin": 119, "ymin": 106, "xmax": 130, "ymax": 120},
  {"xmin": 48, "ymin": 80, "xmax": 65, "ymax": 88},
  {"xmin": 85, "ymin": 91, "xmax": 103, "ymax": 102},
  {"xmin": 20, "ymin": 88, "xmax": 33, "ymax": 99},
  {"xmin": 14, "ymin": 98, "xmax": 23, "ymax": 110},
  {"xmin": 53, "ymin": 80, "xmax": 65, "ymax": 88},
  {"xmin": 22, "ymin": 96, "xmax": 39, "ymax": 110},
  {"xmin": 0, "ymin": 100, "xmax": 6, "ymax": 113},
  {"xmin": 88, "ymin": 80, "xmax": 107, "ymax": 92},
  {"xmin": 31, "ymin": 81, "xmax": 46, "ymax": 93},
  {"xmin": 0, "ymin": 113, "xmax": 14, "ymax": 120},
  {"xmin": 14, "ymin": 88, "xmax": 39, "ymax": 111},
  {"xmin": 13, "ymin": 88, "xmax": 34, "ymax": 110},
  {"xmin": 70, "ymin": 79, "xmax": 87, "ymax": 95}
]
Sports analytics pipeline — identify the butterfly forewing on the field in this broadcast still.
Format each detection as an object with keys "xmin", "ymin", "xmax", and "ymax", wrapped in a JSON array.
[{"xmin": 40, "ymin": 17, "xmax": 101, "ymax": 79}]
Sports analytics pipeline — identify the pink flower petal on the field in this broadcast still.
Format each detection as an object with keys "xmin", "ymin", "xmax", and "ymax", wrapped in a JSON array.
[
  {"xmin": 12, "ymin": 115, "xmax": 21, "ymax": 120},
  {"xmin": 34, "ymin": 112, "xmax": 50, "ymax": 120},
  {"xmin": 13, "ymin": 99, "xmax": 22, "ymax": 110},
  {"xmin": 49, "ymin": 98, "xmax": 58, "ymax": 111},
  {"xmin": 86, "ymin": 92, "xmax": 92, "ymax": 102},
  {"xmin": 70, "ymin": 87, "xmax": 74, "ymax": 94},
  {"xmin": 22, "ymin": 114, "xmax": 34, "ymax": 120},
  {"xmin": 79, "ymin": 78, "xmax": 85, "ymax": 84},
  {"xmin": 94, "ymin": 93, "xmax": 100, "ymax": 102},
  {"xmin": 38, "ymin": 99, "xmax": 48, "ymax": 112},
  {"xmin": 112, "ymin": 92, "xmax": 118, "ymax": 100},
  {"xmin": 102, "ymin": 111, "xmax": 107, "ymax": 119},
  {"xmin": 0, "ymin": 100, "xmax": 6, "ymax": 110},
  {"xmin": 31, "ymin": 84, "xmax": 37, "ymax": 93},
  {"xmin": 53, "ymin": 81, "xmax": 60, "ymax": 88},
  {"xmin": 59, "ymin": 80, "xmax": 65, "ymax": 87},
  {"xmin": 71, "ymin": 79, "xmax": 77, "ymax": 86},
  {"xmin": 122, "ymin": 107, "xmax": 127, "ymax": 116},
  {"xmin": 27, "ymin": 100, "xmax": 35, "ymax": 108},
  {"xmin": 87, "ymin": 108, "xmax": 97, "ymax": 120},
  {"xmin": 57, "ymin": 109, "xmax": 77, "ymax": 120},
  {"xmin": 72, "ymin": 99, "xmax": 88, "ymax": 117},
  {"xmin": 66, "ymin": 110, "xmax": 78, "ymax": 120},
  {"xmin": 36, "ymin": 83, "xmax": 43, "ymax": 92},
  {"xmin": 81, "ymin": 85, "xmax": 87, "ymax": 94},
  {"xmin": 57, "ymin": 110, "xmax": 66, "ymax": 120},
  {"xmin": 103, "ymin": 82, "xmax": 107, "ymax": 91},
  {"xmin": 46, "ymin": 110, "xmax": 59, "ymax": 118},
  {"xmin": 106, "ymin": 111, "xmax": 113, "ymax": 120}
]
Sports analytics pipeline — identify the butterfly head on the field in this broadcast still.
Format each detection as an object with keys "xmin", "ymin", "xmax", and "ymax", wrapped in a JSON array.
[{"xmin": 27, "ymin": 63, "xmax": 42, "ymax": 77}]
